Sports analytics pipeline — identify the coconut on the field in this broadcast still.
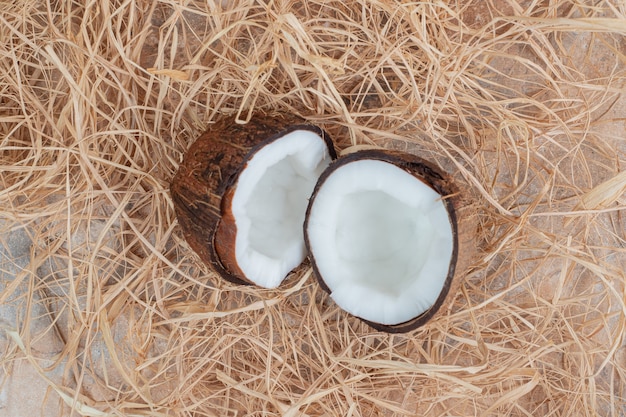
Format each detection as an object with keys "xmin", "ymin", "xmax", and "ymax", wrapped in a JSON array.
[
  {"xmin": 170, "ymin": 113, "xmax": 336, "ymax": 288},
  {"xmin": 304, "ymin": 149, "xmax": 475, "ymax": 333}
]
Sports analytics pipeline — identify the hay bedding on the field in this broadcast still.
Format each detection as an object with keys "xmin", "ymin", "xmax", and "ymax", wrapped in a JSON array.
[{"xmin": 0, "ymin": 0, "xmax": 624, "ymax": 416}]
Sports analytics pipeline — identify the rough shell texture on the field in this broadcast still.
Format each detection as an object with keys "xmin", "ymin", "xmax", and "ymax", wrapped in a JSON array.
[
  {"xmin": 170, "ymin": 113, "xmax": 336, "ymax": 285},
  {"xmin": 304, "ymin": 149, "xmax": 478, "ymax": 333}
]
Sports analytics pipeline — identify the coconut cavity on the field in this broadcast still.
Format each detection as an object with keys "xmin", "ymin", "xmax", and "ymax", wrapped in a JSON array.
[
  {"xmin": 231, "ymin": 130, "xmax": 332, "ymax": 288},
  {"xmin": 306, "ymin": 159, "xmax": 454, "ymax": 326}
]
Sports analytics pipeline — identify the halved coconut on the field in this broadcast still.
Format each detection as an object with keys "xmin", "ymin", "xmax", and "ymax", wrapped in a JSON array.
[
  {"xmin": 304, "ymin": 149, "xmax": 474, "ymax": 333},
  {"xmin": 170, "ymin": 113, "xmax": 336, "ymax": 287}
]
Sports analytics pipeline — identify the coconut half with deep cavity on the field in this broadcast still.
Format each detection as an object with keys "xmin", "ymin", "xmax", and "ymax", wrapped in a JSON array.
[
  {"xmin": 304, "ymin": 149, "xmax": 475, "ymax": 333},
  {"xmin": 170, "ymin": 113, "xmax": 336, "ymax": 288}
]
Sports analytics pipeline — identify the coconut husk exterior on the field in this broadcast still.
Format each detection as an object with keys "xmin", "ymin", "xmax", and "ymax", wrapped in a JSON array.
[
  {"xmin": 305, "ymin": 149, "xmax": 478, "ymax": 333},
  {"xmin": 170, "ymin": 113, "xmax": 336, "ymax": 285}
]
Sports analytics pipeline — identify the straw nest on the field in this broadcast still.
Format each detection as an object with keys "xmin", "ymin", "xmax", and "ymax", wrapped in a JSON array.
[{"xmin": 0, "ymin": 1, "xmax": 624, "ymax": 416}]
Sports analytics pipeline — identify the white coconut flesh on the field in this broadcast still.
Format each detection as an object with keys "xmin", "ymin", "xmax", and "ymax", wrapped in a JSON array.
[
  {"xmin": 306, "ymin": 159, "xmax": 454, "ymax": 325},
  {"xmin": 231, "ymin": 130, "xmax": 332, "ymax": 288}
]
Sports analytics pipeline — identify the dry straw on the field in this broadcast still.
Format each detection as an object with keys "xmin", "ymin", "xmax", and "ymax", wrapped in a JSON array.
[{"xmin": 0, "ymin": 0, "xmax": 624, "ymax": 416}]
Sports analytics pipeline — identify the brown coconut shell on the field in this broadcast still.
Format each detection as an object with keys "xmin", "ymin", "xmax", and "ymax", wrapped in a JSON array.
[
  {"xmin": 170, "ymin": 113, "xmax": 337, "ymax": 286},
  {"xmin": 304, "ymin": 149, "xmax": 477, "ymax": 333}
]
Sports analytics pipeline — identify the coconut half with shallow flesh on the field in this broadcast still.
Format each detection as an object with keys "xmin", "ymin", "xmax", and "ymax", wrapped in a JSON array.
[
  {"xmin": 304, "ymin": 149, "xmax": 475, "ymax": 333},
  {"xmin": 170, "ymin": 113, "xmax": 336, "ymax": 288}
]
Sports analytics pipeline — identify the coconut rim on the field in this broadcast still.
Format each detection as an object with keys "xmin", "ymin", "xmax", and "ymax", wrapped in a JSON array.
[
  {"xmin": 213, "ymin": 122, "xmax": 338, "ymax": 287},
  {"xmin": 303, "ymin": 149, "xmax": 461, "ymax": 333}
]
